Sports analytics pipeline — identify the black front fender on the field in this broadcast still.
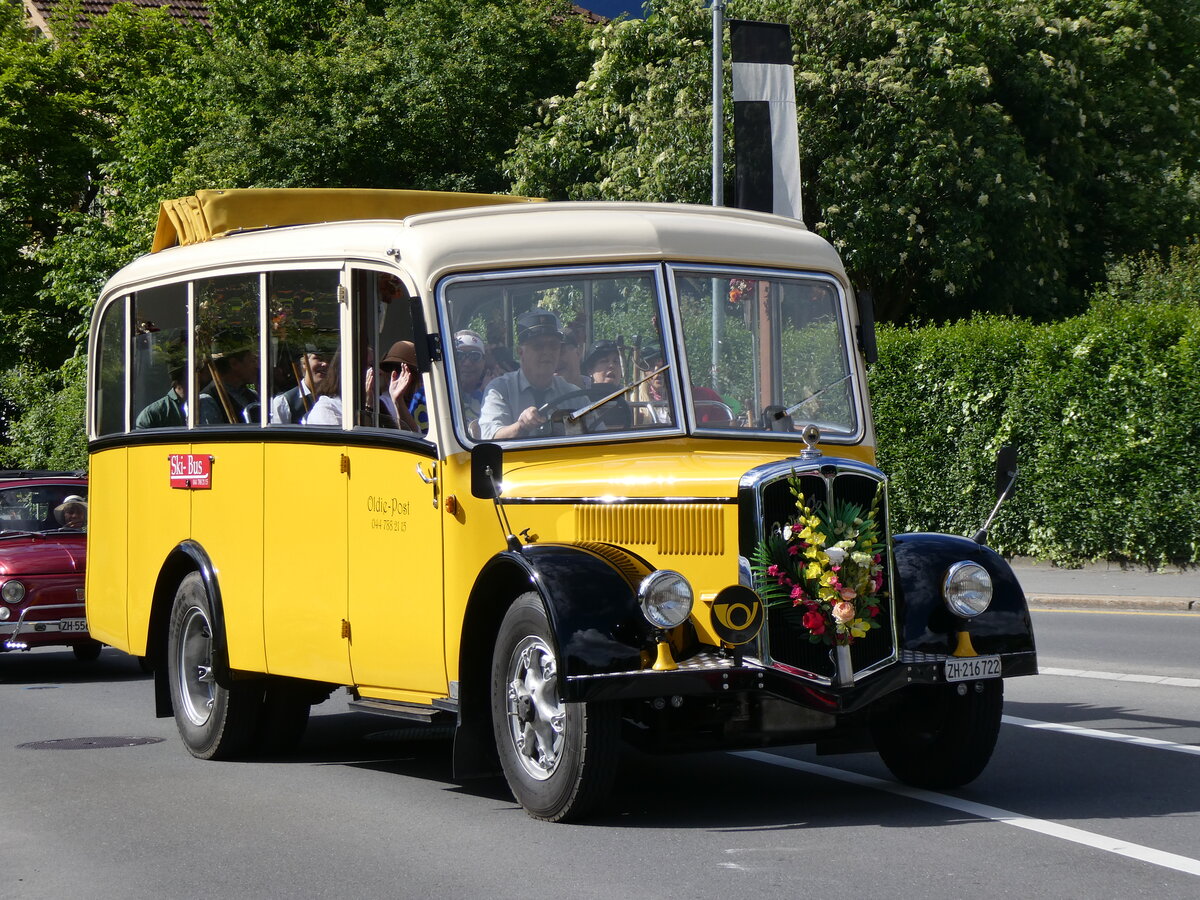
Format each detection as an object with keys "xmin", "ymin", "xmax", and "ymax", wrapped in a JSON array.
[
  {"xmin": 491, "ymin": 543, "xmax": 656, "ymax": 677},
  {"xmin": 892, "ymin": 533, "xmax": 1036, "ymax": 658}
]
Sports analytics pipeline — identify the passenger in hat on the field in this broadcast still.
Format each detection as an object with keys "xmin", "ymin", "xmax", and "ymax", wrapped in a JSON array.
[
  {"xmin": 453, "ymin": 330, "xmax": 488, "ymax": 420},
  {"xmin": 584, "ymin": 340, "xmax": 621, "ymax": 386},
  {"xmin": 54, "ymin": 495, "xmax": 87, "ymax": 531},
  {"xmin": 271, "ymin": 340, "xmax": 333, "ymax": 424},
  {"xmin": 135, "ymin": 354, "xmax": 187, "ymax": 430},
  {"xmin": 379, "ymin": 340, "xmax": 425, "ymax": 433},
  {"xmin": 556, "ymin": 329, "xmax": 591, "ymax": 389},
  {"xmin": 199, "ymin": 330, "xmax": 260, "ymax": 425},
  {"xmin": 478, "ymin": 309, "xmax": 578, "ymax": 440}
]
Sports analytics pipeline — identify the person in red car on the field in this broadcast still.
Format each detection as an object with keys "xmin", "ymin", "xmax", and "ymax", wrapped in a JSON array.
[
  {"xmin": 54, "ymin": 495, "xmax": 87, "ymax": 531},
  {"xmin": 0, "ymin": 474, "xmax": 98, "ymax": 660}
]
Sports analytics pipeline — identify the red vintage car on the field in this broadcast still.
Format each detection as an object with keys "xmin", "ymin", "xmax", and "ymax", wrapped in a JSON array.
[{"xmin": 0, "ymin": 471, "xmax": 98, "ymax": 660}]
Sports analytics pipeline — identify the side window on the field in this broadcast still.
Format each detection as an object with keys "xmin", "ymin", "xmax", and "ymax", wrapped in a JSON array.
[
  {"xmin": 351, "ymin": 271, "xmax": 421, "ymax": 433},
  {"xmin": 131, "ymin": 283, "xmax": 189, "ymax": 430},
  {"xmin": 93, "ymin": 297, "xmax": 127, "ymax": 436},
  {"xmin": 194, "ymin": 274, "xmax": 262, "ymax": 426},
  {"xmin": 266, "ymin": 271, "xmax": 341, "ymax": 426}
]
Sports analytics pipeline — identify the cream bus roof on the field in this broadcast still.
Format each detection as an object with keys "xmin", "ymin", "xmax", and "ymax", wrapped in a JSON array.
[
  {"xmin": 108, "ymin": 196, "xmax": 846, "ymax": 298},
  {"xmin": 151, "ymin": 188, "xmax": 541, "ymax": 252}
]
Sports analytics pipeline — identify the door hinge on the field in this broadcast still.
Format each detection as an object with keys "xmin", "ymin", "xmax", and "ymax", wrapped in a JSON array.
[
  {"xmin": 340, "ymin": 453, "xmax": 350, "ymax": 475},
  {"xmin": 337, "ymin": 284, "xmax": 348, "ymax": 304},
  {"xmin": 341, "ymin": 619, "xmax": 351, "ymax": 640}
]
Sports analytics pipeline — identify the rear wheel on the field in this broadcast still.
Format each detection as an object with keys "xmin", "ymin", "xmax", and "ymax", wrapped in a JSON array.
[
  {"xmin": 167, "ymin": 572, "xmax": 261, "ymax": 760},
  {"xmin": 491, "ymin": 593, "xmax": 619, "ymax": 822},
  {"xmin": 871, "ymin": 679, "xmax": 1003, "ymax": 789}
]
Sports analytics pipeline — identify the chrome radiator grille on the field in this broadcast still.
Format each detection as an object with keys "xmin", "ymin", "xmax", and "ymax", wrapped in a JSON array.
[{"xmin": 745, "ymin": 464, "xmax": 895, "ymax": 682}]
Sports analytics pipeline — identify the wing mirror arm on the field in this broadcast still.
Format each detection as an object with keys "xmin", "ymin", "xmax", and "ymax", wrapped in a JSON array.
[
  {"xmin": 471, "ymin": 442, "xmax": 521, "ymax": 551},
  {"xmin": 972, "ymin": 445, "xmax": 1018, "ymax": 545}
]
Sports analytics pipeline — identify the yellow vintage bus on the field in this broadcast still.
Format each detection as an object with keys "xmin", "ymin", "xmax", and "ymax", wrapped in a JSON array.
[{"xmin": 86, "ymin": 188, "xmax": 1036, "ymax": 821}]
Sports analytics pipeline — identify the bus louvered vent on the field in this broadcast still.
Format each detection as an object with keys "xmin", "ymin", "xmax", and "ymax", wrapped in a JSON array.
[{"xmin": 575, "ymin": 504, "xmax": 725, "ymax": 556}]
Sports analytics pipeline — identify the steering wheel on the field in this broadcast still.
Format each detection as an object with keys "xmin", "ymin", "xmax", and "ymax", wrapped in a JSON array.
[{"xmin": 540, "ymin": 387, "xmax": 632, "ymax": 434}]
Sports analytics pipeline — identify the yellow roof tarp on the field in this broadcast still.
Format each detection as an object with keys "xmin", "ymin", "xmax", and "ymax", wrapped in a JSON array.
[{"xmin": 152, "ymin": 188, "xmax": 541, "ymax": 253}]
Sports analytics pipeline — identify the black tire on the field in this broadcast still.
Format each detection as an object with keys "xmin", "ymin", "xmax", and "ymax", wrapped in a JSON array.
[
  {"xmin": 255, "ymin": 681, "xmax": 311, "ymax": 755},
  {"xmin": 491, "ymin": 592, "xmax": 619, "ymax": 822},
  {"xmin": 72, "ymin": 639, "xmax": 103, "ymax": 662},
  {"xmin": 871, "ymin": 679, "xmax": 1003, "ymax": 789},
  {"xmin": 166, "ymin": 572, "xmax": 262, "ymax": 760}
]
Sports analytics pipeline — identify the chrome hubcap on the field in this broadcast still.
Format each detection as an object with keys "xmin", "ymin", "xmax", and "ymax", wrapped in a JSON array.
[
  {"xmin": 177, "ymin": 606, "xmax": 215, "ymax": 726},
  {"xmin": 505, "ymin": 636, "xmax": 565, "ymax": 780}
]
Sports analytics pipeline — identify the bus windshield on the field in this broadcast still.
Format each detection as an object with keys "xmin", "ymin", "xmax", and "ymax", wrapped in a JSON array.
[
  {"xmin": 671, "ymin": 267, "xmax": 859, "ymax": 437},
  {"xmin": 441, "ymin": 264, "xmax": 859, "ymax": 443},
  {"xmin": 442, "ymin": 266, "xmax": 679, "ymax": 442}
]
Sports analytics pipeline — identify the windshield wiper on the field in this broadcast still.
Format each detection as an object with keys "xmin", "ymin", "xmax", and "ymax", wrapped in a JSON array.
[
  {"xmin": 566, "ymin": 365, "xmax": 671, "ymax": 424},
  {"xmin": 777, "ymin": 373, "xmax": 852, "ymax": 420},
  {"xmin": 0, "ymin": 530, "xmax": 40, "ymax": 538}
]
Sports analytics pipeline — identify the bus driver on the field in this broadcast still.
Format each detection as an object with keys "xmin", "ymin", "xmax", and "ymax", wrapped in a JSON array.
[{"xmin": 478, "ymin": 310, "xmax": 577, "ymax": 440}]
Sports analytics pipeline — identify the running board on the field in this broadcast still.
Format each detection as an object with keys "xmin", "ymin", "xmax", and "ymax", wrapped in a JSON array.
[{"xmin": 348, "ymin": 697, "xmax": 457, "ymax": 724}]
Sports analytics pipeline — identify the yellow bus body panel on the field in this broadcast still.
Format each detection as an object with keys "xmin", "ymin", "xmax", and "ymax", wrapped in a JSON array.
[
  {"xmin": 125, "ymin": 443, "xmax": 192, "ymax": 655},
  {"xmin": 85, "ymin": 448, "xmax": 129, "ymax": 650},
  {"xmin": 262, "ymin": 442, "xmax": 350, "ymax": 683},
  {"xmin": 347, "ymin": 444, "xmax": 447, "ymax": 695},
  {"xmin": 188, "ymin": 441, "xmax": 267, "ymax": 673}
]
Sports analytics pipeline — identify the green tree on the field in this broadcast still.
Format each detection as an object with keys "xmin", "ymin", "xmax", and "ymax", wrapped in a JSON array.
[
  {"xmin": 0, "ymin": 0, "xmax": 102, "ymax": 369},
  {"xmin": 508, "ymin": 0, "xmax": 1200, "ymax": 322}
]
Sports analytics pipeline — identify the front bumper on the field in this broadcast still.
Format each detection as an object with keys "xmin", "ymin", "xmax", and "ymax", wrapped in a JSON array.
[
  {"xmin": 1, "ymin": 602, "xmax": 89, "ymax": 650},
  {"xmin": 564, "ymin": 648, "xmax": 1038, "ymax": 711}
]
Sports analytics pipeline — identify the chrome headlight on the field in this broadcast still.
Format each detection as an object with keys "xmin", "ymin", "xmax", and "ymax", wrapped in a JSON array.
[
  {"xmin": 638, "ymin": 570, "xmax": 693, "ymax": 629},
  {"xmin": 943, "ymin": 562, "xmax": 992, "ymax": 617},
  {"xmin": 2, "ymin": 580, "xmax": 26, "ymax": 604}
]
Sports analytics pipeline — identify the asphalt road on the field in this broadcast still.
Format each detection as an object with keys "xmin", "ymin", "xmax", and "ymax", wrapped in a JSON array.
[{"xmin": 1, "ymin": 606, "xmax": 1197, "ymax": 899}]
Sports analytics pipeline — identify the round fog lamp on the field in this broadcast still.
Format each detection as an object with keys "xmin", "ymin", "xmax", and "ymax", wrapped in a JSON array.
[
  {"xmin": 2, "ymin": 580, "xmax": 26, "ymax": 604},
  {"xmin": 943, "ymin": 562, "xmax": 992, "ymax": 617},
  {"xmin": 0, "ymin": 606, "xmax": 9, "ymax": 621},
  {"xmin": 638, "ymin": 570, "xmax": 693, "ymax": 629}
]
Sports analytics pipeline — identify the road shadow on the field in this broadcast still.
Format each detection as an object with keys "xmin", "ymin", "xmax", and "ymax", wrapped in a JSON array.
[{"xmin": 0, "ymin": 647, "xmax": 149, "ymax": 685}]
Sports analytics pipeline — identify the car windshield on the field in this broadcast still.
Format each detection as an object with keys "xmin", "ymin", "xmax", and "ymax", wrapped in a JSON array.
[
  {"xmin": 443, "ymin": 266, "xmax": 678, "ymax": 442},
  {"xmin": 0, "ymin": 485, "xmax": 88, "ymax": 533},
  {"xmin": 671, "ymin": 267, "xmax": 859, "ymax": 437}
]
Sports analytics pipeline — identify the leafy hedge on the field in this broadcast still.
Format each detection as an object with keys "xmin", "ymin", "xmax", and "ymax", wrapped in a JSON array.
[{"xmin": 871, "ymin": 283, "xmax": 1200, "ymax": 567}]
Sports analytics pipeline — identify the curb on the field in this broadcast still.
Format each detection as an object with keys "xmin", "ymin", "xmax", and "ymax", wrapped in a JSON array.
[{"xmin": 1025, "ymin": 593, "xmax": 1198, "ymax": 612}]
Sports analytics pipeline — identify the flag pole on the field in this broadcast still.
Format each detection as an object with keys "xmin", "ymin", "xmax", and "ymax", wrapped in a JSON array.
[
  {"xmin": 710, "ymin": 1, "xmax": 726, "ymax": 391},
  {"xmin": 711, "ymin": 0, "xmax": 725, "ymax": 206}
]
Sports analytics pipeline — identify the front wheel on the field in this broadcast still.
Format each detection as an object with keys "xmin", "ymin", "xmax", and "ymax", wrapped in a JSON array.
[
  {"xmin": 491, "ymin": 593, "xmax": 619, "ymax": 822},
  {"xmin": 871, "ymin": 679, "xmax": 1003, "ymax": 789},
  {"xmin": 167, "ymin": 572, "xmax": 261, "ymax": 760}
]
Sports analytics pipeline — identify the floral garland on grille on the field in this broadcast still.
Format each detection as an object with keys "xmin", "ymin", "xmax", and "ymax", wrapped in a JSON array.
[{"xmin": 751, "ymin": 478, "xmax": 887, "ymax": 646}]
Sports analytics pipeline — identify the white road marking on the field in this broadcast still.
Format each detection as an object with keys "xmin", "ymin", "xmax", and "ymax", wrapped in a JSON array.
[
  {"xmin": 1039, "ymin": 666, "xmax": 1200, "ymax": 688},
  {"xmin": 734, "ymin": 750, "xmax": 1200, "ymax": 878},
  {"xmin": 1003, "ymin": 715, "xmax": 1200, "ymax": 756}
]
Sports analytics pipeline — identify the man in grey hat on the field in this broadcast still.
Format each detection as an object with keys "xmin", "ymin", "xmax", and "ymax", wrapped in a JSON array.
[
  {"xmin": 478, "ymin": 310, "xmax": 577, "ymax": 440},
  {"xmin": 199, "ymin": 332, "xmax": 260, "ymax": 425}
]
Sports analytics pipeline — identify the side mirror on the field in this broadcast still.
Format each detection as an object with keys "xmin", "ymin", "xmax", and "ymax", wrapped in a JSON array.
[
  {"xmin": 972, "ymin": 445, "xmax": 1018, "ymax": 544},
  {"xmin": 995, "ymin": 444, "xmax": 1018, "ymax": 500},
  {"xmin": 471, "ymin": 442, "xmax": 504, "ymax": 500},
  {"xmin": 855, "ymin": 290, "xmax": 878, "ymax": 364}
]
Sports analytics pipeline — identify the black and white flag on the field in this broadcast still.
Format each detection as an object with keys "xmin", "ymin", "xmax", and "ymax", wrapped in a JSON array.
[{"xmin": 729, "ymin": 20, "xmax": 803, "ymax": 220}]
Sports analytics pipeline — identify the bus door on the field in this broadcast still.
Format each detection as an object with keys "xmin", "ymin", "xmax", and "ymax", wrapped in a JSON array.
[
  {"xmin": 345, "ymin": 269, "xmax": 447, "ymax": 697},
  {"xmin": 261, "ymin": 269, "xmax": 351, "ymax": 684}
]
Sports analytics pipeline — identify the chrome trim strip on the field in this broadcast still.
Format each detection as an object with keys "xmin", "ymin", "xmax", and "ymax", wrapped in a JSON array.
[
  {"xmin": 500, "ymin": 495, "xmax": 736, "ymax": 506},
  {"xmin": 738, "ymin": 455, "xmax": 886, "ymax": 493}
]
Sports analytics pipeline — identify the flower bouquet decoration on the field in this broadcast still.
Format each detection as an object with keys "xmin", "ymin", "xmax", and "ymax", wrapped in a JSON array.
[{"xmin": 751, "ymin": 478, "xmax": 887, "ymax": 647}]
